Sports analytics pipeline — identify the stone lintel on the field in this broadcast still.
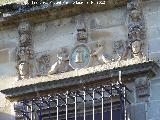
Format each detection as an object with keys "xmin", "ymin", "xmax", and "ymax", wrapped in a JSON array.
[
  {"xmin": 0, "ymin": 0, "xmax": 127, "ymax": 30},
  {"xmin": 0, "ymin": 61, "xmax": 159, "ymax": 101}
]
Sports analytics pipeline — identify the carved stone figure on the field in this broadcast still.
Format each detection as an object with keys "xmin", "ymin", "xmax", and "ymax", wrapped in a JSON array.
[
  {"xmin": 131, "ymin": 40, "xmax": 143, "ymax": 58},
  {"xmin": 112, "ymin": 40, "xmax": 128, "ymax": 61},
  {"xmin": 36, "ymin": 54, "xmax": 50, "ymax": 76},
  {"xmin": 16, "ymin": 21, "xmax": 34, "ymax": 80},
  {"xmin": 48, "ymin": 47, "xmax": 73, "ymax": 75},
  {"xmin": 91, "ymin": 41, "xmax": 109, "ymax": 65}
]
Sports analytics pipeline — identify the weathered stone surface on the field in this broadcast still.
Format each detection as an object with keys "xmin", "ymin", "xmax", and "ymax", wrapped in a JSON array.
[
  {"xmin": 128, "ymin": 103, "xmax": 146, "ymax": 120},
  {"xmin": 0, "ymin": 49, "xmax": 9, "ymax": 63},
  {"xmin": 147, "ymin": 100, "xmax": 160, "ymax": 120},
  {"xmin": 0, "ymin": 0, "xmax": 127, "ymax": 30}
]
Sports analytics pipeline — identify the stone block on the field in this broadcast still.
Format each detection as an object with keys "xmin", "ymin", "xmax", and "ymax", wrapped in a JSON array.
[
  {"xmin": 150, "ymin": 78, "xmax": 160, "ymax": 100},
  {"xmin": 149, "ymin": 38, "xmax": 160, "ymax": 54},
  {"xmin": 0, "ymin": 49, "xmax": 9, "ymax": 64},
  {"xmin": 148, "ymin": 101, "xmax": 160, "ymax": 120},
  {"xmin": 128, "ymin": 103, "xmax": 146, "ymax": 120}
]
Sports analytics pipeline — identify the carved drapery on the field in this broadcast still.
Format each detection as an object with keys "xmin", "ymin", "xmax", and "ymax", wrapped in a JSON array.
[
  {"xmin": 127, "ymin": 0, "xmax": 146, "ymax": 58},
  {"xmin": 16, "ymin": 21, "xmax": 34, "ymax": 80}
]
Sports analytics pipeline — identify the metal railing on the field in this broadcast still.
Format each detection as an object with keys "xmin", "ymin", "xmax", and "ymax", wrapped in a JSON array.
[{"xmin": 14, "ymin": 82, "xmax": 131, "ymax": 120}]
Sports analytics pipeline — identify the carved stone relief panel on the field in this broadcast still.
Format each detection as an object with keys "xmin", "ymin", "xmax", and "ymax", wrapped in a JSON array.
[
  {"xmin": 16, "ymin": 21, "xmax": 34, "ymax": 80},
  {"xmin": 48, "ymin": 47, "xmax": 73, "ymax": 75}
]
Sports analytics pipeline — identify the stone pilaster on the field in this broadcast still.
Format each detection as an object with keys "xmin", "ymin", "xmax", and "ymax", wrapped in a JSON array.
[
  {"xmin": 127, "ymin": 0, "xmax": 146, "ymax": 59},
  {"xmin": 16, "ymin": 21, "xmax": 34, "ymax": 80}
]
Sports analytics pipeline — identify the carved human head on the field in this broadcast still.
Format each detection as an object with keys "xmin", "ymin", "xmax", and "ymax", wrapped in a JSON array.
[
  {"xmin": 18, "ymin": 62, "xmax": 29, "ymax": 76},
  {"xmin": 131, "ymin": 40, "xmax": 142, "ymax": 54},
  {"xmin": 77, "ymin": 28, "xmax": 87, "ymax": 42}
]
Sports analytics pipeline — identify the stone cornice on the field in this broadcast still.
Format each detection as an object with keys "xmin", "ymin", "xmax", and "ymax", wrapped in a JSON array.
[
  {"xmin": 0, "ymin": 60, "xmax": 159, "ymax": 101},
  {"xmin": 0, "ymin": 0, "xmax": 127, "ymax": 30}
]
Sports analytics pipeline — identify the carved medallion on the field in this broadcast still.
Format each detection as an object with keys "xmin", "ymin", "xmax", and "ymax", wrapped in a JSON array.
[{"xmin": 70, "ymin": 44, "xmax": 91, "ymax": 69}]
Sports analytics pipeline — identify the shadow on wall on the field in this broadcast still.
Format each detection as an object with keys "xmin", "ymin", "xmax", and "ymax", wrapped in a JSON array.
[{"xmin": 0, "ymin": 112, "xmax": 15, "ymax": 120}]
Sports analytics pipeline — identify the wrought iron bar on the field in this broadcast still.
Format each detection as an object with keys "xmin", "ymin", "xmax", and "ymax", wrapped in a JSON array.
[
  {"xmin": 48, "ymin": 96, "xmax": 51, "ymax": 120},
  {"xmin": 75, "ymin": 92, "xmax": 77, "ymax": 120},
  {"xmin": 15, "ymin": 83, "xmax": 131, "ymax": 120},
  {"xmin": 110, "ymin": 85, "xmax": 113, "ymax": 120},
  {"xmin": 31, "ymin": 100, "xmax": 34, "ymax": 120},
  {"xmin": 39, "ymin": 98, "xmax": 42, "ymax": 120},
  {"xmin": 56, "ymin": 95, "xmax": 59, "ymax": 120},
  {"xmin": 66, "ymin": 91, "xmax": 68, "ymax": 120},
  {"xmin": 83, "ymin": 90, "xmax": 86, "ymax": 120},
  {"xmin": 101, "ymin": 87, "xmax": 104, "ymax": 120},
  {"xmin": 93, "ymin": 89, "xmax": 95, "ymax": 120}
]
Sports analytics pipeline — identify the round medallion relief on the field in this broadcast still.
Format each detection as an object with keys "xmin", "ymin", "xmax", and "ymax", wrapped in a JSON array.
[{"xmin": 69, "ymin": 44, "xmax": 91, "ymax": 69}]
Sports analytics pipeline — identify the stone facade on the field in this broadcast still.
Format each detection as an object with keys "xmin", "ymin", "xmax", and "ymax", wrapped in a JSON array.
[{"xmin": 0, "ymin": 0, "xmax": 160, "ymax": 120}]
